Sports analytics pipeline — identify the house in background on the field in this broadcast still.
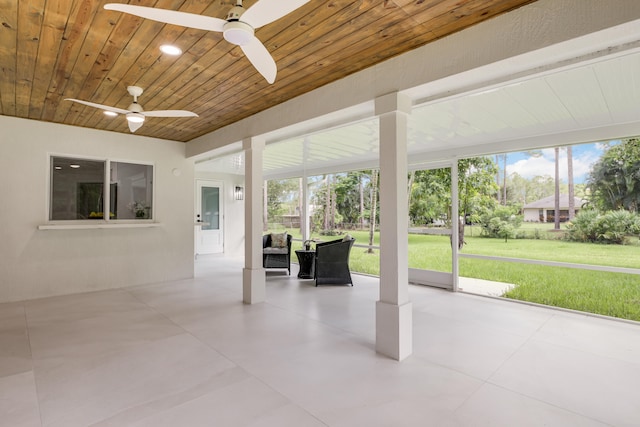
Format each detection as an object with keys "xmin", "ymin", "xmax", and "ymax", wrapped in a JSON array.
[{"xmin": 523, "ymin": 195, "xmax": 585, "ymax": 222}]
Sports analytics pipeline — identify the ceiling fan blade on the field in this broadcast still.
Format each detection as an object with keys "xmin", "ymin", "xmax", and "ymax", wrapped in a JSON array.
[
  {"xmin": 128, "ymin": 120, "xmax": 144, "ymax": 133},
  {"xmin": 241, "ymin": 0, "xmax": 309, "ymax": 29},
  {"xmin": 142, "ymin": 110, "xmax": 199, "ymax": 118},
  {"xmin": 240, "ymin": 37, "xmax": 277, "ymax": 84},
  {"xmin": 65, "ymin": 98, "xmax": 130, "ymax": 115},
  {"xmin": 104, "ymin": 4, "xmax": 225, "ymax": 32}
]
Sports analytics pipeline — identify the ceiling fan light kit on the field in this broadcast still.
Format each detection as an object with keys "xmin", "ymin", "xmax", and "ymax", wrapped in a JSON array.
[
  {"xmin": 126, "ymin": 113, "xmax": 145, "ymax": 123},
  {"xmin": 223, "ymin": 21, "xmax": 254, "ymax": 46}
]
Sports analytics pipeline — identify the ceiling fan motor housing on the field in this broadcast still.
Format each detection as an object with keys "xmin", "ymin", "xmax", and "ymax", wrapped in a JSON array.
[
  {"xmin": 226, "ymin": 5, "xmax": 244, "ymax": 21},
  {"xmin": 127, "ymin": 102, "xmax": 143, "ymax": 113}
]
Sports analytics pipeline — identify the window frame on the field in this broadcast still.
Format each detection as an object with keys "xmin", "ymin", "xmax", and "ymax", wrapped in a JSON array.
[{"xmin": 47, "ymin": 154, "xmax": 156, "ymax": 225}]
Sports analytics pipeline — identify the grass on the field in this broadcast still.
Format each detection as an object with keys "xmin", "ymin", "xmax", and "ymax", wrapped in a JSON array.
[
  {"xmin": 271, "ymin": 227, "xmax": 640, "ymax": 321},
  {"xmin": 462, "ymin": 259, "xmax": 640, "ymax": 321}
]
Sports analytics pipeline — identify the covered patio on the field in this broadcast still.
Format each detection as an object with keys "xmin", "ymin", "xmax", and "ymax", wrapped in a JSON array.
[
  {"xmin": 193, "ymin": 2, "xmax": 640, "ymax": 361},
  {"xmin": 4, "ymin": 256, "xmax": 639, "ymax": 425}
]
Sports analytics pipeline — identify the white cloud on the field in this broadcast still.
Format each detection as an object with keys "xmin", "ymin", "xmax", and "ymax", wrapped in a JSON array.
[{"xmin": 506, "ymin": 147, "xmax": 600, "ymax": 183}]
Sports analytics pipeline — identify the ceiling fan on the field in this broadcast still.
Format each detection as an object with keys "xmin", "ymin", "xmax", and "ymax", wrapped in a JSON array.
[
  {"xmin": 65, "ymin": 86, "xmax": 198, "ymax": 133},
  {"xmin": 103, "ymin": 0, "xmax": 309, "ymax": 84}
]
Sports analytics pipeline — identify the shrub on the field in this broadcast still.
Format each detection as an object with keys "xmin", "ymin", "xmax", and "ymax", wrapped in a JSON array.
[
  {"xmin": 566, "ymin": 209, "xmax": 640, "ymax": 244},
  {"xmin": 479, "ymin": 206, "xmax": 523, "ymax": 241}
]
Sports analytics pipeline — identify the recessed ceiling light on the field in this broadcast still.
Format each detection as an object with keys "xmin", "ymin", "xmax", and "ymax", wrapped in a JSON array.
[
  {"xmin": 103, "ymin": 110, "xmax": 117, "ymax": 117},
  {"xmin": 69, "ymin": 164, "xmax": 80, "ymax": 169},
  {"xmin": 54, "ymin": 166, "xmax": 62, "ymax": 170},
  {"xmin": 160, "ymin": 44, "xmax": 182, "ymax": 56}
]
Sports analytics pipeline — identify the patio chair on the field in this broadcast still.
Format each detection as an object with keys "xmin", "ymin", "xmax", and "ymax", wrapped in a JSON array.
[
  {"xmin": 263, "ymin": 233, "xmax": 292, "ymax": 275},
  {"xmin": 314, "ymin": 236, "xmax": 355, "ymax": 286}
]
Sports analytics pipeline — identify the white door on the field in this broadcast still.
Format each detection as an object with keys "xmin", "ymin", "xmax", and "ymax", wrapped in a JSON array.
[{"xmin": 196, "ymin": 180, "xmax": 223, "ymax": 255}]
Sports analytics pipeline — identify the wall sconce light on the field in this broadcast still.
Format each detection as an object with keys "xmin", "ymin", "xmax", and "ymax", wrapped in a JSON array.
[{"xmin": 234, "ymin": 185, "xmax": 244, "ymax": 201}]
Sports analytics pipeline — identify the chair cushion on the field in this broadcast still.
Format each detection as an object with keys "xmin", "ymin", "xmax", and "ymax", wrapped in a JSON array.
[
  {"xmin": 263, "ymin": 247, "xmax": 289, "ymax": 255},
  {"xmin": 270, "ymin": 232, "xmax": 288, "ymax": 248}
]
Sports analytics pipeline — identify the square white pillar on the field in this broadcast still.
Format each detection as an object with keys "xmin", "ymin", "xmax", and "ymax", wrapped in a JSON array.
[
  {"xmin": 375, "ymin": 92, "xmax": 413, "ymax": 360},
  {"xmin": 243, "ymin": 267, "xmax": 266, "ymax": 304},
  {"xmin": 243, "ymin": 137, "xmax": 266, "ymax": 304},
  {"xmin": 376, "ymin": 301, "xmax": 413, "ymax": 361}
]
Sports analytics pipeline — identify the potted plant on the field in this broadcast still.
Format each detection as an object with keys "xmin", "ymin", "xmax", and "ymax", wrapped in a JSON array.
[{"xmin": 303, "ymin": 238, "xmax": 316, "ymax": 251}]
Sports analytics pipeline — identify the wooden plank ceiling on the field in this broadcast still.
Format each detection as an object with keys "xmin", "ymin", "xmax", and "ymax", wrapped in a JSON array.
[{"xmin": 1, "ymin": 0, "xmax": 536, "ymax": 142}]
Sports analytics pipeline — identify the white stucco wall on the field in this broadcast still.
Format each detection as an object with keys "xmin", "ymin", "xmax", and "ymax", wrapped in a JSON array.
[
  {"xmin": 195, "ymin": 171, "xmax": 245, "ymax": 259},
  {"xmin": 523, "ymin": 209, "xmax": 540, "ymax": 222},
  {"xmin": 0, "ymin": 116, "xmax": 195, "ymax": 302}
]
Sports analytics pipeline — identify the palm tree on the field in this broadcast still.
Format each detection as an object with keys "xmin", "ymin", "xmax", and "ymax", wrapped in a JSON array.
[
  {"xmin": 263, "ymin": 180, "xmax": 268, "ymax": 231},
  {"xmin": 359, "ymin": 174, "xmax": 365, "ymax": 230},
  {"xmin": 567, "ymin": 145, "xmax": 575, "ymax": 219},
  {"xmin": 407, "ymin": 170, "xmax": 415, "ymax": 226},
  {"xmin": 554, "ymin": 147, "xmax": 560, "ymax": 230},
  {"xmin": 298, "ymin": 177, "xmax": 304, "ymax": 234},
  {"xmin": 502, "ymin": 153, "xmax": 508, "ymax": 205},
  {"xmin": 324, "ymin": 174, "xmax": 332, "ymax": 231},
  {"xmin": 367, "ymin": 169, "xmax": 378, "ymax": 254}
]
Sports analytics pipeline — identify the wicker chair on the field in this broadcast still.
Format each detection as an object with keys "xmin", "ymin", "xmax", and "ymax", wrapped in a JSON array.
[
  {"xmin": 263, "ymin": 233, "xmax": 292, "ymax": 275},
  {"xmin": 314, "ymin": 237, "xmax": 355, "ymax": 286}
]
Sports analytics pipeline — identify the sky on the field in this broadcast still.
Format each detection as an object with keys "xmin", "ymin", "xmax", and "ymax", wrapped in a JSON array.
[{"xmin": 504, "ymin": 141, "xmax": 618, "ymax": 184}]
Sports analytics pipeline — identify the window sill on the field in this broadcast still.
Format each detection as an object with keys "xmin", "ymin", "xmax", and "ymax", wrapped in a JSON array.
[{"xmin": 38, "ymin": 222, "xmax": 161, "ymax": 230}]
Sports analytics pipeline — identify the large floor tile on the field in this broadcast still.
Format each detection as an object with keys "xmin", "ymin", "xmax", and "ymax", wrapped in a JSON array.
[
  {"xmin": 0, "ymin": 303, "xmax": 32, "ymax": 378},
  {"xmin": 0, "ymin": 371, "xmax": 41, "ymax": 427},
  {"xmin": 489, "ymin": 338, "xmax": 640, "ymax": 426},
  {"xmin": 96, "ymin": 376, "xmax": 324, "ymax": 427},
  {"xmin": 412, "ymin": 311, "xmax": 530, "ymax": 380},
  {"xmin": 454, "ymin": 382, "xmax": 608, "ymax": 427},
  {"xmin": 35, "ymin": 333, "xmax": 237, "ymax": 427},
  {"xmin": 416, "ymin": 291, "xmax": 554, "ymax": 338},
  {"xmin": 534, "ymin": 312, "xmax": 640, "ymax": 365},
  {"xmin": 25, "ymin": 289, "xmax": 185, "ymax": 361}
]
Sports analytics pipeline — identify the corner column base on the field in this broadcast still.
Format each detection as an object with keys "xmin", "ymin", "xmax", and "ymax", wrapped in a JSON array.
[
  {"xmin": 243, "ymin": 268, "xmax": 265, "ymax": 304},
  {"xmin": 375, "ymin": 300, "xmax": 413, "ymax": 361}
]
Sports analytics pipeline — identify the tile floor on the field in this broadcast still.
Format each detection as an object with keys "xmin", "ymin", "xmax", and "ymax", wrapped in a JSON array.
[{"xmin": 2, "ymin": 257, "xmax": 640, "ymax": 426}]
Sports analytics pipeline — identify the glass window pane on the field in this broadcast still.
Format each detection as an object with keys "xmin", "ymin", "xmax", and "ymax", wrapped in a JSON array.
[
  {"xmin": 50, "ymin": 157, "xmax": 105, "ymax": 220},
  {"xmin": 111, "ymin": 162, "xmax": 153, "ymax": 220},
  {"xmin": 201, "ymin": 187, "xmax": 219, "ymax": 230}
]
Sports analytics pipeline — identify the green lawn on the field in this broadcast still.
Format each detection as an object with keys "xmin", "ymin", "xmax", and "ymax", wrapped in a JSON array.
[{"xmin": 276, "ymin": 228, "xmax": 640, "ymax": 321}]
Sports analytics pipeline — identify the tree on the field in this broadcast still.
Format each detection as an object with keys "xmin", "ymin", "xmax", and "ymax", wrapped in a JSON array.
[
  {"xmin": 324, "ymin": 174, "xmax": 332, "ymax": 230},
  {"xmin": 359, "ymin": 174, "xmax": 365, "ymax": 230},
  {"xmin": 298, "ymin": 177, "xmax": 304, "ymax": 233},
  {"xmin": 334, "ymin": 172, "xmax": 365, "ymax": 227},
  {"xmin": 367, "ymin": 169, "xmax": 379, "ymax": 254},
  {"xmin": 554, "ymin": 147, "xmax": 560, "ymax": 230},
  {"xmin": 265, "ymin": 178, "xmax": 299, "ymax": 229},
  {"xmin": 407, "ymin": 170, "xmax": 415, "ymax": 226},
  {"xmin": 567, "ymin": 145, "xmax": 576, "ymax": 220},
  {"xmin": 502, "ymin": 153, "xmax": 508, "ymax": 205},
  {"xmin": 588, "ymin": 138, "xmax": 640, "ymax": 212},
  {"xmin": 263, "ymin": 180, "xmax": 268, "ymax": 231},
  {"xmin": 408, "ymin": 157, "xmax": 498, "ymax": 248}
]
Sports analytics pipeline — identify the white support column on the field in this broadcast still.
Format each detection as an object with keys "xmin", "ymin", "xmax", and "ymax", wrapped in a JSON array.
[
  {"xmin": 451, "ymin": 159, "xmax": 460, "ymax": 292},
  {"xmin": 243, "ymin": 137, "xmax": 266, "ymax": 304},
  {"xmin": 375, "ymin": 92, "xmax": 413, "ymax": 361}
]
